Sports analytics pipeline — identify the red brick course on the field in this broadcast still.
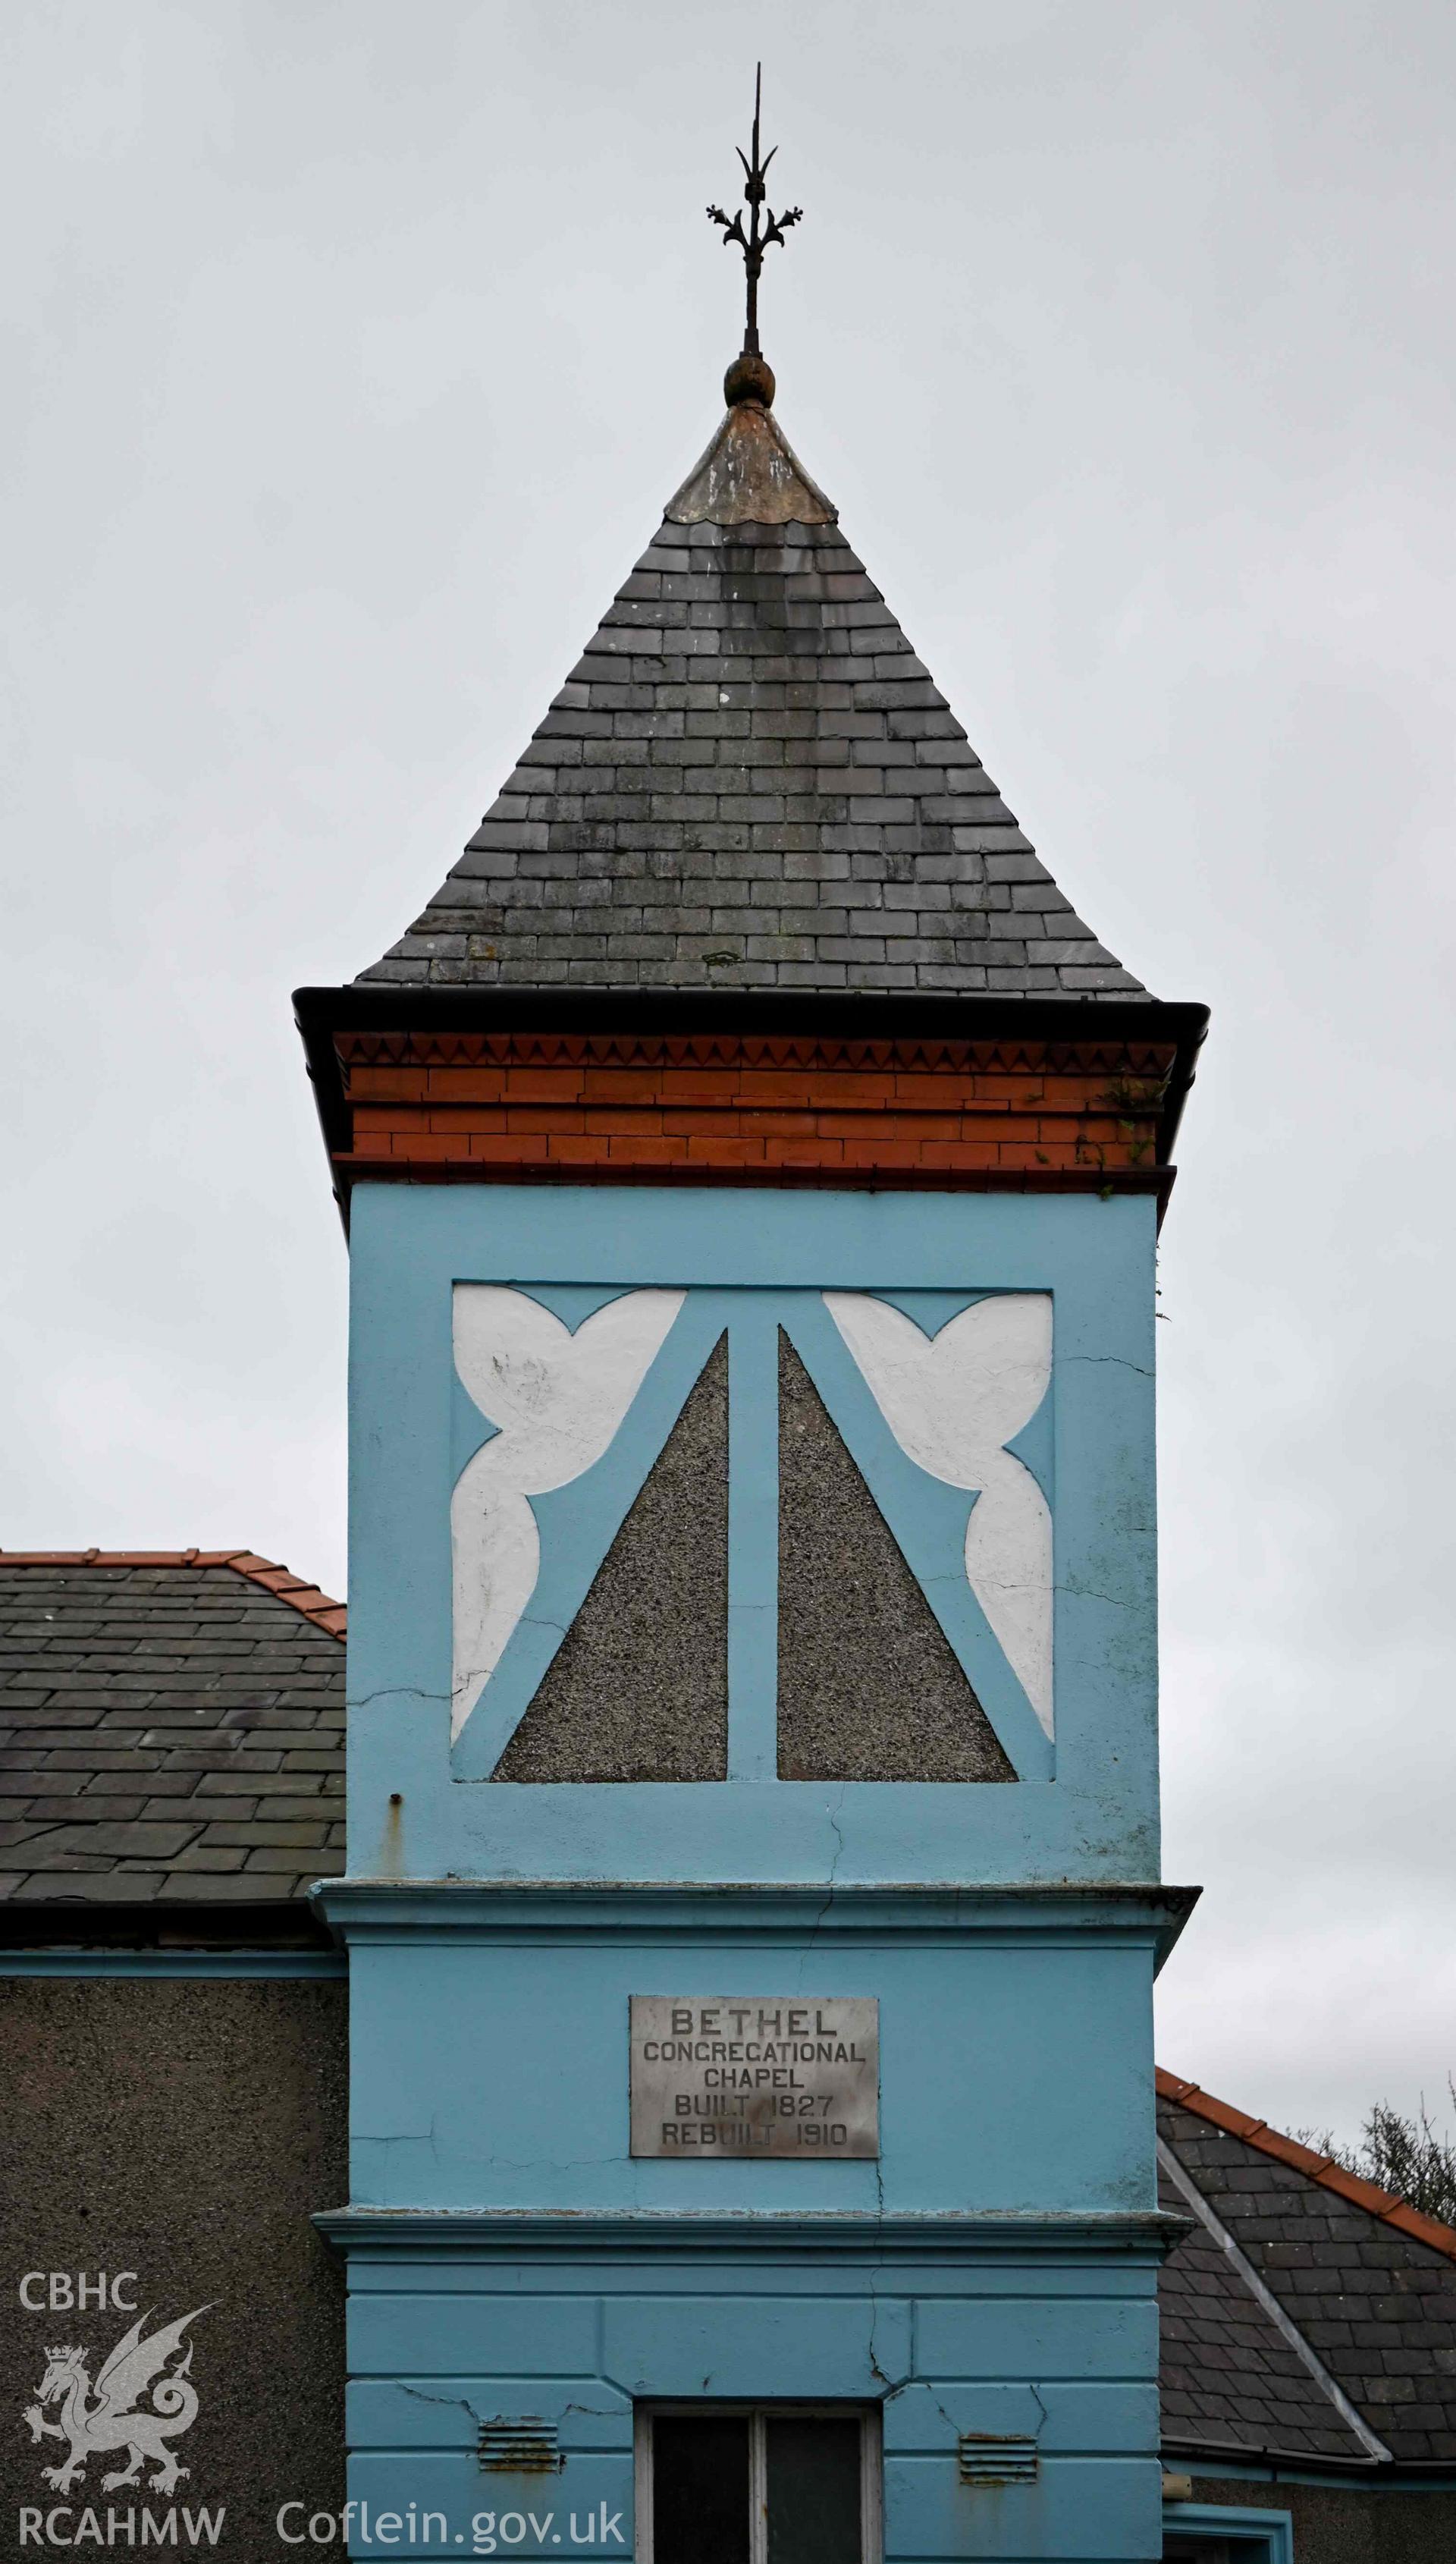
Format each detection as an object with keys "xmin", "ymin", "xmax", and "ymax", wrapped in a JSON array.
[{"xmin": 331, "ymin": 1030, "xmax": 1176, "ymax": 1198}]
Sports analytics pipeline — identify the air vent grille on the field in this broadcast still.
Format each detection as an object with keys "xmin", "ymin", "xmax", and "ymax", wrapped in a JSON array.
[
  {"xmin": 957, "ymin": 2432, "xmax": 1038, "ymax": 2486},
  {"xmin": 478, "ymin": 2421, "xmax": 563, "ymax": 2474}
]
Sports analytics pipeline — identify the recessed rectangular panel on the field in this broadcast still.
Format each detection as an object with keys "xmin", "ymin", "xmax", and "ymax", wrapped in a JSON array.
[{"xmin": 629, "ymin": 1996, "xmax": 880, "ymax": 2158}]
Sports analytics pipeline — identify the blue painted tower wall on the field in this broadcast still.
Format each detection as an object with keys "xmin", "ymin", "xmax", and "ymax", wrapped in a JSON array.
[
  {"xmin": 341, "ymin": 2238, "xmax": 1164, "ymax": 2564},
  {"xmin": 331, "ymin": 1179, "xmax": 1175, "ymax": 2563},
  {"xmin": 344, "ymin": 1184, "xmax": 1159, "ymax": 1883}
]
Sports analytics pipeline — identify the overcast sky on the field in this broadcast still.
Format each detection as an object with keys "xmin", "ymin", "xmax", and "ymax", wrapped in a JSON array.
[{"xmin": 4, "ymin": 0, "xmax": 1453, "ymax": 2148}]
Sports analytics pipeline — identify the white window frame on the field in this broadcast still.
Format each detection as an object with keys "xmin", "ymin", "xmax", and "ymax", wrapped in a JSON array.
[{"xmin": 633, "ymin": 2402, "xmax": 882, "ymax": 2564}]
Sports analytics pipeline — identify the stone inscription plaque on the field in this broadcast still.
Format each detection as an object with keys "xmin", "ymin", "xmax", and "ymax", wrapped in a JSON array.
[{"xmin": 629, "ymin": 1996, "xmax": 880, "ymax": 2158}]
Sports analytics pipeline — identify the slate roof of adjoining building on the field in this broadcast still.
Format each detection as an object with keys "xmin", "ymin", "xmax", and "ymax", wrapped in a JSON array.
[
  {"xmin": 1158, "ymin": 2075, "xmax": 1456, "ymax": 2468},
  {"xmin": 358, "ymin": 385, "xmax": 1148, "ymax": 1001},
  {"xmin": 1156, "ymin": 2150, "xmax": 1375, "ymax": 2465},
  {"xmin": 0, "ymin": 1554, "xmax": 344, "ymax": 1906}
]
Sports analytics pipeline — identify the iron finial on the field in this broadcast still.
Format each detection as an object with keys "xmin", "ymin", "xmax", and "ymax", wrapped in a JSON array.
[{"xmin": 706, "ymin": 64, "xmax": 802, "ymax": 394}]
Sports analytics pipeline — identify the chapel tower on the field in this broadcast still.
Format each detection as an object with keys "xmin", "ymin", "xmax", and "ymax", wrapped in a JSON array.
[{"xmin": 300, "ymin": 84, "xmax": 1206, "ymax": 2564}]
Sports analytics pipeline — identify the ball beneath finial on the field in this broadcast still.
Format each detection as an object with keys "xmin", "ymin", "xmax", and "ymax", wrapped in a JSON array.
[{"xmin": 724, "ymin": 351, "xmax": 776, "ymax": 409}]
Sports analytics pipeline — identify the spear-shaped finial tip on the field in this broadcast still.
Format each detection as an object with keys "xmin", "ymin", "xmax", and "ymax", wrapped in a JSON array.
[{"xmin": 704, "ymin": 67, "xmax": 803, "ymax": 370}]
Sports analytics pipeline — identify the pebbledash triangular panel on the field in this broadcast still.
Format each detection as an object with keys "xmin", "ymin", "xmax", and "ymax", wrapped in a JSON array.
[
  {"xmin": 495, "ymin": 1337, "xmax": 730, "ymax": 1784},
  {"xmin": 357, "ymin": 383, "xmax": 1146, "ymax": 997},
  {"xmin": 776, "ymin": 1338, "xmax": 1014, "ymax": 1783}
]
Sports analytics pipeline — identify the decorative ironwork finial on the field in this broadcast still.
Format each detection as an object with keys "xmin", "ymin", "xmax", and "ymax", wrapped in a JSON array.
[{"xmin": 706, "ymin": 64, "xmax": 802, "ymax": 372}]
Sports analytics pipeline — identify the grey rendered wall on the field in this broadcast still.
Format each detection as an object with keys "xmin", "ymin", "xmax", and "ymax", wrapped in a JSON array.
[
  {"xmin": 1185, "ymin": 2471, "xmax": 1456, "ymax": 2561},
  {"xmin": 1, "ymin": 1975, "xmax": 347, "ymax": 2553}
]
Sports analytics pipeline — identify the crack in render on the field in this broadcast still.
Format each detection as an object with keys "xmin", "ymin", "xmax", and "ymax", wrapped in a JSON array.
[
  {"xmin": 472, "ymin": 2153, "xmax": 612, "ymax": 2174},
  {"xmin": 922, "ymin": 2377, "xmax": 1048, "ymax": 2443},
  {"xmin": 793, "ymin": 1781, "xmax": 852, "ymax": 1983},
  {"xmin": 925, "ymin": 2387, "xmax": 962, "ymax": 2438},
  {"xmin": 1060, "ymin": 1355, "xmax": 1155, "ymax": 1378},
  {"xmin": 400, "ymin": 2383, "xmax": 485, "ymax": 2427},
  {"xmin": 865, "ymin": 2285, "xmax": 910, "ymax": 2399},
  {"xmin": 820, "ymin": 1783, "xmax": 848, "ymax": 1909},
  {"xmin": 356, "ymin": 2116, "xmax": 443, "ymax": 2161},
  {"xmin": 349, "ymin": 1686, "xmax": 452, "ymax": 1711}
]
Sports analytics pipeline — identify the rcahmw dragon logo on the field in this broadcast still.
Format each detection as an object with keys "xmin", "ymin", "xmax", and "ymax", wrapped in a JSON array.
[{"xmin": 24, "ymin": 2305, "xmax": 210, "ymax": 2494}]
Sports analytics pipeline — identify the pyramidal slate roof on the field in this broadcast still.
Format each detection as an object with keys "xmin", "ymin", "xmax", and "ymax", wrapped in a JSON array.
[{"xmin": 359, "ymin": 382, "xmax": 1147, "ymax": 999}]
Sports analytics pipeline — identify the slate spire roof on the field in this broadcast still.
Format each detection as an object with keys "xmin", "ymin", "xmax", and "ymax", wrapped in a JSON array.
[{"xmin": 359, "ymin": 364, "xmax": 1147, "ymax": 1000}]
